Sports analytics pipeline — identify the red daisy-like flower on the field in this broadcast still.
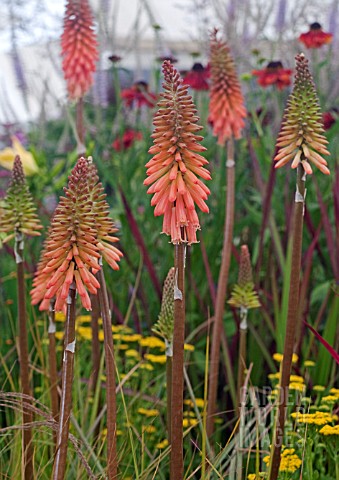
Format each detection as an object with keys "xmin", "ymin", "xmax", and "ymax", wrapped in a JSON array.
[
  {"xmin": 121, "ymin": 81, "xmax": 157, "ymax": 108},
  {"xmin": 112, "ymin": 129, "xmax": 143, "ymax": 151},
  {"xmin": 299, "ymin": 22, "xmax": 333, "ymax": 49},
  {"xmin": 252, "ymin": 61, "xmax": 292, "ymax": 90},
  {"xmin": 183, "ymin": 63, "xmax": 210, "ymax": 91},
  {"xmin": 322, "ymin": 110, "xmax": 337, "ymax": 130}
]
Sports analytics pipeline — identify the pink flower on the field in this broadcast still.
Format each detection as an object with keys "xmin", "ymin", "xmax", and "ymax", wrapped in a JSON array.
[{"xmin": 121, "ymin": 81, "xmax": 157, "ymax": 108}]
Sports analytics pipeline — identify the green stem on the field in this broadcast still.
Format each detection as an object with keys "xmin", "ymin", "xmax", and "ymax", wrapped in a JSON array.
[
  {"xmin": 76, "ymin": 97, "xmax": 85, "ymax": 155},
  {"xmin": 207, "ymin": 137, "xmax": 235, "ymax": 438},
  {"xmin": 170, "ymin": 242, "xmax": 186, "ymax": 480},
  {"xmin": 237, "ymin": 308, "xmax": 248, "ymax": 412},
  {"xmin": 48, "ymin": 298, "xmax": 59, "ymax": 449},
  {"xmin": 16, "ymin": 234, "xmax": 34, "ymax": 480},
  {"xmin": 53, "ymin": 282, "xmax": 77, "ymax": 480},
  {"xmin": 96, "ymin": 264, "xmax": 118, "ymax": 479},
  {"xmin": 269, "ymin": 164, "xmax": 306, "ymax": 480}
]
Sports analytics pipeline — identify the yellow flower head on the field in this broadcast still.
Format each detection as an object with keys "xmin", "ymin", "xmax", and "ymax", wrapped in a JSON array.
[{"xmin": 0, "ymin": 136, "xmax": 39, "ymax": 176}]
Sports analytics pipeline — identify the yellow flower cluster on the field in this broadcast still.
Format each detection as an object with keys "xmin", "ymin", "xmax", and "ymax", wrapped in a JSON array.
[
  {"xmin": 156, "ymin": 439, "xmax": 169, "ymax": 449},
  {"xmin": 137, "ymin": 408, "xmax": 159, "ymax": 417},
  {"xmin": 319, "ymin": 424, "xmax": 339, "ymax": 436},
  {"xmin": 273, "ymin": 353, "xmax": 298, "ymax": 363},
  {"xmin": 291, "ymin": 411, "xmax": 335, "ymax": 425},
  {"xmin": 144, "ymin": 353, "xmax": 167, "ymax": 364},
  {"xmin": 263, "ymin": 448, "xmax": 302, "ymax": 473}
]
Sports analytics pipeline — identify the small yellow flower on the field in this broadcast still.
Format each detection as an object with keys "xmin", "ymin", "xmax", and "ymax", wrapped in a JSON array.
[
  {"xmin": 156, "ymin": 439, "xmax": 169, "ymax": 449},
  {"xmin": 137, "ymin": 408, "xmax": 160, "ymax": 417},
  {"xmin": 55, "ymin": 331, "xmax": 64, "ymax": 340},
  {"xmin": 0, "ymin": 136, "xmax": 39, "ymax": 175},
  {"xmin": 304, "ymin": 360, "xmax": 316, "ymax": 367},
  {"xmin": 142, "ymin": 425, "xmax": 156, "ymax": 433},
  {"xmin": 289, "ymin": 382, "xmax": 305, "ymax": 392},
  {"xmin": 125, "ymin": 349, "xmax": 140, "ymax": 359},
  {"xmin": 139, "ymin": 336, "xmax": 166, "ymax": 349},
  {"xmin": 272, "ymin": 353, "xmax": 298, "ymax": 363},
  {"xmin": 290, "ymin": 375, "xmax": 304, "ymax": 384},
  {"xmin": 144, "ymin": 353, "xmax": 167, "ymax": 364},
  {"xmin": 55, "ymin": 312, "xmax": 66, "ymax": 322},
  {"xmin": 184, "ymin": 343, "xmax": 195, "ymax": 352},
  {"xmin": 139, "ymin": 363, "xmax": 154, "ymax": 371},
  {"xmin": 183, "ymin": 418, "xmax": 198, "ymax": 428},
  {"xmin": 321, "ymin": 395, "xmax": 337, "ymax": 404},
  {"xmin": 329, "ymin": 388, "xmax": 339, "ymax": 397},
  {"xmin": 313, "ymin": 385, "xmax": 326, "ymax": 392}
]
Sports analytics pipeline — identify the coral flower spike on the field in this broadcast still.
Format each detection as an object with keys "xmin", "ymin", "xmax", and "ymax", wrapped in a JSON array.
[
  {"xmin": 31, "ymin": 157, "xmax": 101, "ymax": 312},
  {"xmin": 209, "ymin": 29, "xmax": 247, "ymax": 144},
  {"xmin": 144, "ymin": 60, "xmax": 211, "ymax": 245},
  {"xmin": 274, "ymin": 53, "xmax": 330, "ymax": 175},
  {"xmin": 61, "ymin": 0, "xmax": 98, "ymax": 100}
]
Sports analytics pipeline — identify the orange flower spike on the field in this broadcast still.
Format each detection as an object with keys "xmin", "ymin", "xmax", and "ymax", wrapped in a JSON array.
[
  {"xmin": 208, "ymin": 29, "xmax": 247, "ymax": 144},
  {"xmin": 86, "ymin": 158, "xmax": 123, "ymax": 270},
  {"xmin": 145, "ymin": 60, "xmax": 211, "ymax": 244},
  {"xmin": 31, "ymin": 157, "xmax": 101, "ymax": 312},
  {"xmin": 61, "ymin": 0, "xmax": 98, "ymax": 100},
  {"xmin": 274, "ymin": 53, "xmax": 330, "ymax": 175}
]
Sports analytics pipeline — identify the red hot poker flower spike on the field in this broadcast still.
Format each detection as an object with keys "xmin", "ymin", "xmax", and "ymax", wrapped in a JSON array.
[
  {"xmin": 61, "ymin": 0, "xmax": 98, "ymax": 100},
  {"xmin": 31, "ymin": 157, "xmax": 100, "ymax": 312},
  {"xmin": 208, "ymin": 29, "xmax": 247, "ymax": 144},
  {"xmin": 274, "ymin": 53, "xmax": 330, "ymax": 175},
  {"xmin": 144, "ymin": 60, "xmax": 211, "ymax": 245}
]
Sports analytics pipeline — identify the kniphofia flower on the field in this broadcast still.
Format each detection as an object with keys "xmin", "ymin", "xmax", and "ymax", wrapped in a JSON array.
[
  {"xmin": 121, "ymin": 81, "xmax": 157, "ymax": 108},
  {"xmin": 228, "ymin": 245, "xmax": 260, "ymax": 310},
  {"xmin": 31, "ymin": 157, "xmax": 122, "ymax": 312},
  {"xmin": 252, "ymin": 61, "xmax": 292, "ymax": 90},
  {"xmin": 0, "ymin": 155, "xmax": 42, "ymax": 243},
  {"xmin": 183, "ymin": 63, "xmax": 209, "ymax": 91},
  {"xmin": 61, "ymin": 0, "xmax": 98, "ymax": 100},
  {"xmin": 112, "ymin": 129, "xmax": 143, "ymax": 151},
  {"xmin": 274, "ymin": 53, "xmax": 330, "ymax": 175},
  {"xmin": 144, "ymin": 60, "xmax": 211, "ymax": 244},
  {"xmin": 208, "ymin": 29, "xmax": 247, "ymax": 144},
  {"xmin": 86, "ymin": 158, "xmax": 123, "ymax": 270},
  {"xmin": 299, "ymin": 23, "xmax": 333, "ymax": 49}
]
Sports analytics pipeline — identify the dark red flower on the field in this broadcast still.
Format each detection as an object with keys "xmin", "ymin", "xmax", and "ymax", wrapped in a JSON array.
[
  {"xmin": 121, "ymin": 81, "xmax": 157, "ymax": 108},
  {"xmin": 252, "ymin": 61, "xmax": 292, "ymax": 90},
  {"xmin": 299, "ymin": 23, "xmax": 333, "ymax": 49},
  {"xmin": 183, "ymin": 63, "xmax": 210, "ymax": 91},
  {"xmin": 322, "ymin": 109, "xmax": 338, "ymax": 130},
  {"xmin": 112, "ymin": 129, "xmax": 143, "ymax": 151}
]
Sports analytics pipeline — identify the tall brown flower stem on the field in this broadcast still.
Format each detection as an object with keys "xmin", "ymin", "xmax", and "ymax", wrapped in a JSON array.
[
  {"xmin": 207, "ymin": 137, "xmax": 235, "ymax": 438},
  {"xmin": 96, "ymin": 261, "xmax": 118, "ymax": 479},
  {"xmin": 166, "ymin": 355, "xmax": 173, "ymax": 444},
  {"xmin": 76, "ymin": 97, "xmax": 86, "ymax": 154},
  {"xmin": 269, "ymin": 164, "xmax": 306, "ymax": 480},
  {"xmin": 16, "ymin": 233, "xmax": 34, "ymax": 480},
  {"xmin": 48, "ymin": 299, "xmax": 59, "ymax": 448},
  {"xmin": 53, "ymin": 282, "xmax": 77, "ymax": 480},
  {"xmin": 170, "ymin": 242, "xmax": 186, "ymax": 480}
]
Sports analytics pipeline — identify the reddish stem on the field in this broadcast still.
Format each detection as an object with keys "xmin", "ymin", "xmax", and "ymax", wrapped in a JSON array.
[
  {"xmin": 17, "ymin": 239, "xmax": 34, "ymax": 480},
  {"xmin": 269, "ymin": 164, "xmax": 305, "ymax": 480},
  {"xmin": 48, "ymin": 299, "xmax": 59, "ymax": 449},
  {"xmin": 97, "ymin": 266, "xmax": 118, "ymax": 479},
  {"xmin": 53, "ymin": 283, "xmax": 77, "ymax": 480},
  {"xmin": 170, "ymin": 242, "xmax": 186, "ymax": 480},
  {"xmin": 207, "ymin": 138, "xmax": 235, "ymax": 438}
]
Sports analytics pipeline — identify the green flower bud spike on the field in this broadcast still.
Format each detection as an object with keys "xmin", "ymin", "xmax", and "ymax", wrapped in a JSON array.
[
  {"xmin": 274, "ymin": 53, "xmax": 330, "ymax": 175},
  {"xmin": 0, "ymin": 155, "xmax": 42, "ymax": 248}
]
